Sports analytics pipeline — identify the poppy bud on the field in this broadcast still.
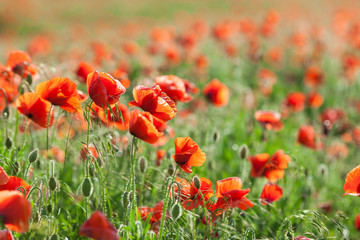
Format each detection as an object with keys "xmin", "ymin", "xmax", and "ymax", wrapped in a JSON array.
[
  {"xmin": 138, "ymin": 156, "xmax": 147, "ymax": 173},
  {"xmin": 26, "ymin": 75, "xmax": 32, "ymax": 85},
  {"xmin": 82, "ymin": 177, "xmax": 93, "ymax": 197},
  {"xmin": 213, "ymin": 130, "xmax": 220, "ymax": 143},
  {"xmin": 48, "ymin": 177, "xmax": 57, "ymax": 191},
  {"xmin": 238, "ymin": 144, "xmax": 249, "ymax": 160},
  {"xmin": 168, "ymin": 164, "xmax": 174, "ymax": 176},
  {"xmin": 193, "ymin": 176, "xmax": 201, "ymax": 190},
  {"xmin": 170, "ymin": 202, "xmax": 183, "ymax": 221},
  {"xmin": 5, "ymin": 137, "xmax": 12, "ymax": 149},
  {"xmin": 89, "ymin": 163, "xmax": 95, "ymax": 177},
  {"xmin": 2, "ymin": 106, "xmax": 9, "ymax": 119},
  {"xmin": 28, "ymin": 148, "xmax": 39, "ymax": 163}
]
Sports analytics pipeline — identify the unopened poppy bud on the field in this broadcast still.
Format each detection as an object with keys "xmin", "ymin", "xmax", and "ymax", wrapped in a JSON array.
[
  {"xmin": 82, "ymin": 177, "xmax": 93, "ymax": 197},
  {"xmin": 49, "ymin": 177, "xmax": 57, "ymax": 191},
  {"xmin": 5, "ymin": 137, "xmax": 12, "ymax": 149},
  {"xmin": 28, "ymin": 148, "xmax": 39, "ymax": 163},
  {"xmin": 138, "ymin": 156, "xmax": 147, "ymax": 173},
  {"xmin": 50, "ymin": 234, "xmax": 58, "ymax": 240},
  {"xmin": 89, "ymin": 163, "xmax": 95, "ymax": 177},
  {"xmin": 213, "ymin": 130, "xmax": 220, "ymax": 143},
  {"xmin": 238, "ymin": 144, "xmax": 249, "ymax": 160},
  {"xmin": 193, "ymin": 176, "xmax": 201, "ymax": 190},
  {"xmin": 168, "ymin": 164, "xmax": 174, "ymax": 176},
  {"xmin": 2, "ymin": 106, "xmax": 9, "ymax": 119},
  {"xmin": 26, "ymin": 75, "xmax": 33, "ymax": 85},
  {"xmin": 170, "ymin": 202, "xmax": 183, "ymax": 221}
]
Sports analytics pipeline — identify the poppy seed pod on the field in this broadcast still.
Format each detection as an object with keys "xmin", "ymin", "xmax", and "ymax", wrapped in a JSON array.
[
  {"xmin": 138, "ymin": 156, "xmax": 147, "ymax": 173},
  {"xmin": 82, "ymin": 177, "xmax": 93, "ymax": 197},
  {"xmin": 28, "ymin": 148, "xmax": 39, "ymax": 163},
  {"xmin": 170, "ymin": 202, "xmax": 183, "ymax": 221},
  {"xmin": 238, "ymin": 144, "xmax": 249, "ymax": 160}
]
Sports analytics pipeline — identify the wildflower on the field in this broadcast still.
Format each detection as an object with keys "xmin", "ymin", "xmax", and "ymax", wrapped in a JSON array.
[
  {"xmin": 260, "ymin": 183, "xmax": 283, "ymax": 205},
  {"xmin": 344, "ymin": 165, "xmax": 360, "ymax": 196},
  {"xmin": 254, "ymin": 110, "xmax": 283, "ymax": 131},
  {"xmin": 203, "ymin": 79, "xmax": 229, "ymax": 107},
  {"xmin": 297, "ymin": 125, "xmax": 323, "ymax": 150},
  {"xmin": 155, "ymin": 75, "xmax": 193, "ymax": 103},
  {"xmin": 76, "ymin": 61, "xmax": 95, "ymax": 83},
  {"xmin": 79, "ymin": 211, "xmax": 119, "ymax": 240},
  {"xmin": 0, "ymin": 176, "xmax": 32, "ymax": 196},
  {"xmin": 97, "ymin": 103, "xmax": 130, "ymax": 130}
]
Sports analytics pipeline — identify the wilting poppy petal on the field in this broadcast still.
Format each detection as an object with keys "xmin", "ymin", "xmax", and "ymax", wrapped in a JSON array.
[
  {"xmin": 172, "ymin": 137, "xmax": 206, "ymax": 173},
  {"xmin": 79, "ymin": 211, "xmax": 119, "ymax": 240},
  {"xmin": 0, "ymin": 190, "xmax": 32, "ymax": 233},
  {"xmin": 16, "ymin": 92, "xmax": 54, "ymax": 128},
  {"xmin": 87, "ymin": 71, "xmax": 126, "ymax": 107}
]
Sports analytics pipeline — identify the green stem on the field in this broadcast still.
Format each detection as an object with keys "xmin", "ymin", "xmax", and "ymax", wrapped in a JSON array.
[
  {"xmin": 158, "ymin": 165, "xmax": 178, "ymax": 239},
  {"xmin": 94, "ymin": 158, "xmax": 107, "ymax": 215},
  {"xmin": 13, "ymin": 110, "xmax": 19, "ymax": 146},
  {"xmin": 130, "ymin": 136, "xmax": 138, "ymax": 215}
]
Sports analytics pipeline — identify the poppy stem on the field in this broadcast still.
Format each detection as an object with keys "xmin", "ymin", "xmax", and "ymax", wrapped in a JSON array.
[
  {"xmin": 130, "ymin": 136, "xmax": 138, "ymax": 218},
  {"xmin": 158, "ymin": 165, "xmax": 178, "ymax": 239}
]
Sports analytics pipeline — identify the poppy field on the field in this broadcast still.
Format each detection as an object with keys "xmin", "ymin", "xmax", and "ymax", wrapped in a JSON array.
[{"xmin": 2, "ymin": 0, "xmax": 360, "ymax": 239}]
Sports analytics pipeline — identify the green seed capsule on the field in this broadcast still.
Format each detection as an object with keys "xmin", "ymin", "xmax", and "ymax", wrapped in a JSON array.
[
  {"xmin": 82, "ymin": 177, "xmax": 93, "ymax": 197},
  {"xmin": 5, "ymin": 137, "xmax": 12, "ymax": 149},
  {"xmin": 170, "ymin": 202, "xmax": 183, "ymax": 221},
  {"xmin": 48, "ymin": 177, "xmax": 57, "ymax": 191},
  {"xmin": 28, "ymin": 148, "xmax": 39, "ymax": 163}
]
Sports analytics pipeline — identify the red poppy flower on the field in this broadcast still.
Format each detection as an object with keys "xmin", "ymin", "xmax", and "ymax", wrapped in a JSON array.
[
  {"xmin": 284, "ymin": 92, "xmax": 306, "ymax": 112},
  {"xmin": 150, "ymin": 201, "xmax": 165, "ymax": 223},
  {"xmin": 260, "ymin": 183, "xmax": 283, "ymax": 205},
  {"xmin": 304, "ymin": 66, "xmax": 324, "ymax": 88},
  {"xmin": 297, "ymin": 125, "xmax": 323, "ymax": 150},
  {"xmin": 344, "ymin": 165, "xmax": 360, "ymax": 196},
  {"xmin": 254, "ymin": 110, "xmax": 283, "ymax": 131},
  {"xmin": 36, "ymin": 77, "xmax": 82, "ymax": 113},
  {"xmin": 76, "ymin": 61, "xmax": 95, "ymax": 83},
  {"xmin": 79, "ymin": 211, "xmax": 119, "ymax": 240},
  {"xmin": 0, "ymin": 176, "xmax": 32, "ymax": 196},
  {"xmin": 320, "ymin": 108, "xmax": 344, "ymax": 127},
  {"xmin": 97, "ymin": 103, "xmax": 130, "ymax": 130},
  {"xmin": 128, "ymin": 85, "xmax": 177, "ymax": 121},
  {"xmin": 203, "ymin": 79, "xmax": 229, "ymax": 107},
  {"xmin": 6, "ymin": 51, "xmax": 37, "ymax": 78},
  {"xmin": 129, "ymin": 109, "xmax": 164, "ymax": 144},
  {"xmin": 176, "ymin": 177, "xmax": 214, "ymax": 210},
  {"xmin": 16, "ymin": 92, "xmax": 54, "ymax": 128},
  {"xmin": 0, "ymin": 167, "xmax": 9, "ymax": 185},
  {"xmin": 87, "ymin": 71, "xmax": 126, "ymax": 107},
  {"xmin": 355, "ymin": 214, "xmax": 360, "ymax": 231},
  {"xmin": 212, "ymin": 177, "xmax": 253, "ymax": 216},
  {"xmin": 80, "ymin": 144, "xmax": 99, "ymax": 161},
  {"xmin": 0, "ymin": 190, "xmax": 32, "ymax": 233},
  {"xmin": 113, "ymin": 69, "xmax": 131, "ymax": 89},
  {"xmin": 155, "ymin": 75, "xmax": 193, "ymax": 103},
  {"xmin": 172, "ymin": 137, "xmax": 206, "ymax": 173},
  {"xmin": 138, "ymin": 206, "xmax": 154, "ymax": 221},
  {"xmin": 307, "ymin": 92, "xmax": 324, "ymax": 108},
  {"xmin": 249, "ymin": 153, "xmax": 270, "ymax": 178},
  {"xmin": 0, "ymin": 229, "xmax": 14, "ymax": 240}
]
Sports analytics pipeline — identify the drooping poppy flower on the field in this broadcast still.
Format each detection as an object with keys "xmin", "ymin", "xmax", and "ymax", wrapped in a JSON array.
[
  {"xmin": 36, "ymin": 77, "xmax": 82, "ymax": 113},
  {"xmin": 76, "ymin": 61, "xmax": 95, "ymax": 83},
  {"xmin": 128, "ymin": 85, "xmax": 177, "ymax": 121},
  {"xmin": 155, "ymin": 75, "xmax": 193, "ymax": 103},
  {"xmin": 80, "ymin": 144, "xmax": 99, "ymax": 161},
  {"xmin": 344, "ymin": 165, "xmax": 360, "ymax": 196},
  {"xmin": 97, "ymin": 103, "xmax": 130, "ymax": 130},
  {"xmin": 260, "ymin": 183, "xmax": 283, "ymax": 205},
  {"xmin": 297, "ymin": 125, "xmax": 323, "ymax": 150},
  {"xmin": 254, "ymin": 110, "xmax": 283, "ymax": 131},
  {"xmin": 16, "ymin": 92, "xmax": 54, "ymax": 128},
  {"xmin": 257, "ymin": 69, "xmax": 277, "ymax": 96},
  {"xmin": 307, "ymin": 92, "xmax": 324, "ymax": 108},
  {"xmin": 0, "ymin": 176, "xmax": 32, "ymax": 196},
  {"xmin": 203, "ymin": 79, "xmax": 229, "ymax": 107},
  {"xmin": 304, "ymin": 66, "xmax": 324, "ymax": 88},
  {"xmin": 0, "ymin": 229, "xmax": 14, "ymax": 240},
  {"xmin": 0, "ymin": 167, "xmax": 9, "ymax": 185},
  {"xmin": 0, "ymin": 190, "xmax": 32, "ymax": 233},
  {"xmin": 211, "ymin": 177, "xmax": 253, "ymax": 216},
  {"xmin": 6, "ymin": 51, "xmax": 37, "ymax": 78},
  {"xmin": 87, "ymin": 71, "xmax": 126, "ymax": 107},
  {"xmin": 284, "ymin": 92, "xmax": 306, "ymax": 112},
  {"xmin": 79, "ymin": 211, "xmax": 119, "ymax": 240},
  {"xmin": 172, "ymin": 137, "xmax": 206, "ymax": 173},
  {"xmin": 175, "ymin": 177, "xmax": 214, "ymax": 210},
  {"xmin": 355, "ymin": 214, "xmax": 360, "ymax": 231},
  {"xmin": 129, "ymin": 109, "xmax": 164, "ymax": 144}
]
